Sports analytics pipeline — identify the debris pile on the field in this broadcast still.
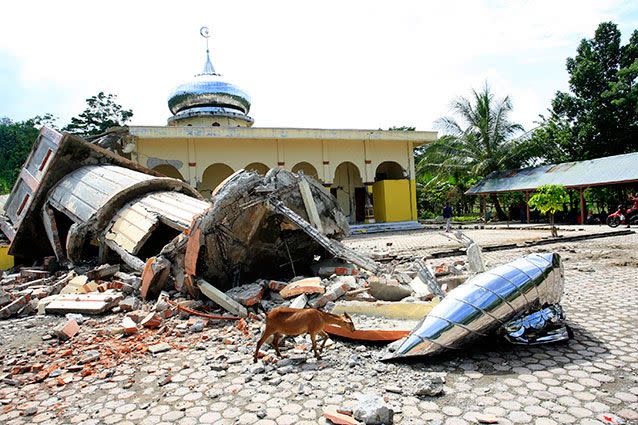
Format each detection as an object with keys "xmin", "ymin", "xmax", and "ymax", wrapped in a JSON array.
[{"xmin": 0, "ymin": 127, "xmax": 571, "ymax": 384}]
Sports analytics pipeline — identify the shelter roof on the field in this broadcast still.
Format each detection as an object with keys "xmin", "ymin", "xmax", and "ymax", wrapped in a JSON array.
[{"xmin": 466, "ymin": 152, "xmax": 638, "ymax": 195}]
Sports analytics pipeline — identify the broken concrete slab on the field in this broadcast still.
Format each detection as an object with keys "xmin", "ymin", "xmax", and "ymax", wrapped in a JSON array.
[
  {"xmin": 147, "ymin": 342, "xmax": 171, "ymax": 354},
  {"xmin": 299, "ymin": 176, "xmax": 325, "ymax": 234},
  {"xmin": 197, "ymin": 279, "xmax": 248, "ymax": 317},
  {"xmin": 60, "ymin": 275, "xmax": 89, "ymax": 294},
  {"xmin": 121, "ymin": 316, "xmax": 138, "ymax": 335},
  {"xmin": 226, "ymin": 282, "xmax": 265, "ymax": 307},
  {"xmin": 311, "ymin": 281, "xmax": 351, "ymax": 308},
  {"xmin": 113, "ymin": 272, "xmax": 141, "ymax": 290},
  {"xmin": 408, "ymin": 274, "xmax": 433, "ymax": 299},
  {"xmin": 368, "ymin": 277, "xmax": 412, "ymax": 302},
  {"xmin": 415, "ymin": 260, "xmax": 446, "ymax": 299},
  {"xmin": 0, "ymin": 289, "xmax": 11, "ymax": 307},
  {"xmin": 20, "ymin": 269, "xmax": 50, "ymax": 280},
  {"xmin": 289, "ymin": 293, "xmax": 308, "ymax": 309},
  {"xmin": 414, "ymin": 375, "xmax": 445, "ymax": 397},
  {"xmin": 44, "ymin": 290, "xmax": 124, "ymax": 315},
  {"xmin": 280, "ymin": 277, "xmax": 324, "ymax": 299},
  {"xmin": 332, "ymin": 300, "xmax": 438, "ymax": 320},
  {"xmin": 86, "ymin": 263, "xmax": 120, "ymax": 280},
  {"xmin": 353, "ymin": 394, "xmax": 394, "ymax": 425},
  {"xmin": 0, "ymin": 296, "xmax": 28, "ymax": 319},
  {"xmin": 467, "ymin": 242, "xmax": 485, "ymax": 273},
  {"xmin": 118, "ymin": 296, "xmax": 140, "ymax": 312}
]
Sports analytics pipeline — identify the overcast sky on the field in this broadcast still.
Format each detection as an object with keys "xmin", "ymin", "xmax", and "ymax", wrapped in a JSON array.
[{"xmin": 1, "ymin": 1, "xmax": 637, "ymax": 132}]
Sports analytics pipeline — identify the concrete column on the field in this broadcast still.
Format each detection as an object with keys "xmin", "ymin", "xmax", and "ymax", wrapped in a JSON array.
[
  {"xmin": 276, "ymin": 139, "xmax": 285, "ymax": 169},
  {"xmin": 321, "ymin": 140, "xmax": 331, "ymax": 184},
  {"xmin": 407, "ymin": 141, "xmax": 416, "ymax": 180},
  {"xmin": 363, "ymin": 139, "xmax": 373, "ymax": 183},
  {"xmin": 187, "ymin": 138, "xmax": 197, "ymax": 187},
  {"xmin": 525, "ymin": 191, "xmax": 530, "ymax": 224}
]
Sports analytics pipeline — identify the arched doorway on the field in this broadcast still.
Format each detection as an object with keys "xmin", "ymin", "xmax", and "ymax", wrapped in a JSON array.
[
  {"xmin": 375, "ymin": 161, "xmax": 405, "ymax": 181},
  {"xmin": 152, "ymin": 164, "xmax": 184, "ymax": 181},
  {"xmin": 332, "ymin": 162, "xmax": 365, "ymax": 224},
  {"xmin": 292, "ymin": 162, "xmax": 320, "ymax": 181},
  {"xmin": 200, "ymin": 163, "xmax": 234, "ymax": 199},
  {"xmin": 245, "ymin": 162, "xmax": 269, "ymax": 175}
]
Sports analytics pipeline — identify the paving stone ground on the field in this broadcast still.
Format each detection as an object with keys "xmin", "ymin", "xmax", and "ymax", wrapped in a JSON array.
[{"xmin": 1, "ymin": 226, "xmax": 637, "ymax": 424}]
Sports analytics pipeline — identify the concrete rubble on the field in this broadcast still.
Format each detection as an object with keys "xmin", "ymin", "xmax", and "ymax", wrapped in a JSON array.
[{"xmin": 0, "ymin": 127, "xmax": 452, "ymax": 330}]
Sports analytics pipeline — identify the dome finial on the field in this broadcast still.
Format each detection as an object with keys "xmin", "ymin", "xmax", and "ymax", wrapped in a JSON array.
[{"xmin": 199, "ymin": 26, "xmax": 216, "ymax": 75}]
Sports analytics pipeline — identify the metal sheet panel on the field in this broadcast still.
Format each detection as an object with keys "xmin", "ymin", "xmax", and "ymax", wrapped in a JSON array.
[{"xmin": 466, "ymin": 152, "xmax": 638, "ymax": 194}]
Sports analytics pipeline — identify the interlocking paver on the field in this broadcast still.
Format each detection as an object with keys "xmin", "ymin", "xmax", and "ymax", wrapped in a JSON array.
[{"xmin": 0, "ymin": 227, "xmax": 636, "ymax": 424}]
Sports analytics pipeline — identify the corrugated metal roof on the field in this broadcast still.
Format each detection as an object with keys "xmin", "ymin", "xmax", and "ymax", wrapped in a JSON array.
[{"xmin": 466, "ymin": 152, "xmax": 638, "ymax": 195}]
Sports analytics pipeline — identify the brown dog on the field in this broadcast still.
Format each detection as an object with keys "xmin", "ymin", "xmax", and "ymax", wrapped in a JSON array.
[{"xmin": 254, "ymin": 307, "xmax": 355, "ymax": 362}]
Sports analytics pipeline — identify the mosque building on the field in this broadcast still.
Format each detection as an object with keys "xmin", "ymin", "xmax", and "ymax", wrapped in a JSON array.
[{"xmin": 126, "ymin": 29, "xmax": 437, "ymax": 225}]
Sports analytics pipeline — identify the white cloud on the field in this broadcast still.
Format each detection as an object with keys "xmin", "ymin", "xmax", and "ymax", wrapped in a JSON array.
[{"xmin": 0, "ymin": 0, "xmax": 634, "ymax": 131}]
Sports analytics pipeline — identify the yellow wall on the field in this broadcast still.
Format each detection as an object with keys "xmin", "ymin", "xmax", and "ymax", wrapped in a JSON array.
[
  {"xmin": 131, "ymin": 127, "xmax": 431, "ymax": 223},
  {"xmin": 0, "ymin": 245, "xmax": 14, "ymax": 270},
  {"xmin": 372, "ymin": 180, "xmax": 415, "ymax": 222}
]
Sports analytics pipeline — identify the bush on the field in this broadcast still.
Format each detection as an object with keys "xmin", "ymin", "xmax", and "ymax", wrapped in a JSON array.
[{"xmin": 452, "ymin": 215, "xmax": 481, "ymax": 222}]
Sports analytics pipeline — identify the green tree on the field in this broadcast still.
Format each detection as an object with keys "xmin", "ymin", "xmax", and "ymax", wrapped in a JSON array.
[
  {"xmin": 418, "ymin": 84, "xmax": 524, "ymax": 219},
  {"xmin": 63, "ymin": 92, "xmax": 133, "ymax": 137},
  {"xmin": 387, "ymin": 126, "xmax": 416, "ymax": 131},
  {"xmin": 532, "ymin": 22, "xmax": 638, "ymax": 162},
  {"xmin": 0, "ymin": 117, "xmax": 41, "ymax": 193},
  {"xmin": 528, "ymin": 184, "xmax": 569, "ymax": 237}
]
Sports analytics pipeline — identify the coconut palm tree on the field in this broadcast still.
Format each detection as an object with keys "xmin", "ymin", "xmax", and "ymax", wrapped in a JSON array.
[{"xmin": 418, "ymin": 84, "xmax": 525, "ymax": 220}]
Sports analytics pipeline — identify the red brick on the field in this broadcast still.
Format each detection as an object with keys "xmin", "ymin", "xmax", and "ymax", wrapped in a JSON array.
[
  {"xmin": 268, "ymin": 280, "xmax": 288, "ymax": 292},
  {"xmin": 323, "ymin": 409, "xmax": 361, "ymax": 425},
  {"xmin": 55, "ymin": 319, "xmax": 79, "ymax": 340},
  {"xmin": 280, "ymin": 277, "xmax": 324, "ymax": 299},
  {"xmin": 140, "ymin": 312, "xmax": 162, "ymax": 329}
]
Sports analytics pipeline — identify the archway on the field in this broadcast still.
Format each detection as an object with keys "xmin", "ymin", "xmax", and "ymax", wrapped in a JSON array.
[
  {"xmin": 245, "ymin": 162, "xmax": 269, "ymax": 175},
  {"xmin": 375, "ymin": 161, "xmax": 405, "ymax": 181},
  {"xmin": 292, "ymin": 162, "xmax": 320, "ymax": 181},
  {"xmin": 200, "ymin": 163, "xmax": 234, "ymax": 199},
  {"xmin": 332, "ymin": 162, "xmax": 365, "ymax": 224},
  {"xmin": 152, "ymin": 164, "xmax": 184, "ymax": 181}
]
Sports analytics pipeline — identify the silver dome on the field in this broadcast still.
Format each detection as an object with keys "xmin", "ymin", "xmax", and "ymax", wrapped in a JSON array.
[
  {"xmin": 168, "ymin": 73, "xmax": 251, "ymax": 115},
  {"xmin": 167, "ymin": 39, "xmax": 252, "ymax": 125}
]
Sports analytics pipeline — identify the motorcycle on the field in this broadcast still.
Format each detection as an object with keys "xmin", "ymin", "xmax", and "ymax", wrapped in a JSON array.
[{"xmin": 607, "ymin": 205, "xmax": 638, "ymax": 227}]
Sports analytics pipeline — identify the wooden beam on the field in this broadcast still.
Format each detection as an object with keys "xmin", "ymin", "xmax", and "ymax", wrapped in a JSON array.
[
  {"xmin": 298, "ymin": 177, "xmax": 324, "ymax": 233},
  {"xmin": 580, "ymin": 188, "xmax": 586, "ymax": 225},
  {"xmin": 482, "ymin": 195, "xmax": 487, "ymax": 223}
]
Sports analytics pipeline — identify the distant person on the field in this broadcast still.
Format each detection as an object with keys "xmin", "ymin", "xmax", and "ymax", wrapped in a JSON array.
[
  {"xmin": 586, "ymin": 211, "xmax": 601, "ymax": 225},
  {"xmin": 443, "ymin": 203, "xmax": 453, "ymax": 232},
  {"xmin": 627, "ymin": 192, "xmax": 638, "ymax": 228}
]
